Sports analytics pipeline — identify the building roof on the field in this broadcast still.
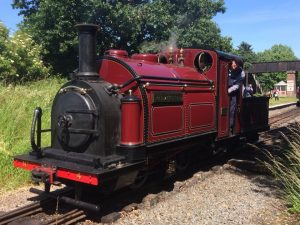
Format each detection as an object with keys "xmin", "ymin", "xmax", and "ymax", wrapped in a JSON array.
[{"xmin": 274, "ymin": 81, "xmax": 287, "ymax": 86}]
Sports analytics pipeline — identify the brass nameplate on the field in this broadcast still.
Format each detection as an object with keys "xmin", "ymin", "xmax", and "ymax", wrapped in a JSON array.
[{"xmin": 152, "ymin": 91, "xmax": 183, "ymax": 106}]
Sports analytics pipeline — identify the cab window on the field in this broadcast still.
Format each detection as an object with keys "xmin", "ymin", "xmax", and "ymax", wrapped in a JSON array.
[{"xmin": 194, "ymin": 52, "xmax": 213, "ymax": 73}]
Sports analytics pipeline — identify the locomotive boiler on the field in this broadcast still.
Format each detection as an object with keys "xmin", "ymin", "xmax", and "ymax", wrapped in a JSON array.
[{"xmin": 13, "ymin": 24, "xmax": 269, "ymax": 210}]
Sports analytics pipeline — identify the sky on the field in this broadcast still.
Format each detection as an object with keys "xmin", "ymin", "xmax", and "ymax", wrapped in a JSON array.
[
  {"xmin": 0, "ymin": 0, "xmax": 22, "ymax": 33},
  {"xmin": 214, "ymin": 0, "xmax": 300, "ymax": 58},
  {"xmin": 0, "ymin": 0, "xmax": 300, "ymax": 58}
]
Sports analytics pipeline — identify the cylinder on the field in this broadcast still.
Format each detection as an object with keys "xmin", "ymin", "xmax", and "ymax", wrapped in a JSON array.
[
  {"xmin": 75, "ymin": 23, "xmax": 99, "ymax": 79},
  {"xmin": 121, "ymin": 94, "xmax": 142, "ymax": 146}
]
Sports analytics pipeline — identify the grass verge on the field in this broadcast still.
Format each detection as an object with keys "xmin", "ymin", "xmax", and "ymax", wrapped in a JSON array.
[
  {"xmin": 269, "ymin": 96, "xmax": 297, "ymax": 106},
  {"xmin": 264, "ymin": 123, "xmax": 300, "ymax": 215},
  {"xmin": 0, "ymin": 78, "xmax": 65, "ymax": 193}
]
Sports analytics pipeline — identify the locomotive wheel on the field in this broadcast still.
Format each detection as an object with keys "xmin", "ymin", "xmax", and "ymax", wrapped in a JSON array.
[
  {"xmin": 246, "ymin": 132, "xmax": 259, "ymax": 143},
  {"xmin": 129, "ymin": 170, "xmax": 149, "ymax": 189},
  {"xmin": 75, "ymin": 183, "xmax": 83, "ymax": 200},
  {"xmin": 159, "ymin": 163, "xmax": 167, "ymax": 177},
  {"xmin": 175, "ymin": 151, "xmax": 191, "ymax": 176},
  {"xmin": 44, "ymin": 182, "xmax": 50, "ymax": 193}
]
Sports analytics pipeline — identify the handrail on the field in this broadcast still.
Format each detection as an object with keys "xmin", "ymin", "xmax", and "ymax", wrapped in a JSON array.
[{"xmin": 30, "ymin": 107, "xmax": 42, "ymax": 158}]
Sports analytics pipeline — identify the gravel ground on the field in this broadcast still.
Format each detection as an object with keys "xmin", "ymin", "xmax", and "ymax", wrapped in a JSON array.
[
  {"xmin": 0, "ymin": 185, "xmax": 38, "ymax": 212},
  {"xmin": 0, "ymin": 183, "xmax": 61, "ymax": 213},
  {"xmin": 93, "ymin": 168, "xmax": 297, "ymax": 225}
]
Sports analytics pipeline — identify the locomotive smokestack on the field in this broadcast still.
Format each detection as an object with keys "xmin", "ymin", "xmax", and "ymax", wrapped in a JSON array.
[{"xmin": 75, "ymin": 23, "xmax": 99, "ymax": 79}]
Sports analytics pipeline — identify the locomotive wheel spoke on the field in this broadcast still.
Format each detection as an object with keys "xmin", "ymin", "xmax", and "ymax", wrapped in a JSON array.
[
  {"xmin": 129, "ymin": 170, "xmax": 149, "ymax": 189},
  {"xmin": 175, "ymin": 151, "xmax": 191, "ymax": 175}
]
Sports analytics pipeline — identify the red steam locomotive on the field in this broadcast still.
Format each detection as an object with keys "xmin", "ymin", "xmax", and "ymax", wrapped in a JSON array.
[{"xmin": 14, "ymin": 24, "xmax": 269, "ymax": 211}]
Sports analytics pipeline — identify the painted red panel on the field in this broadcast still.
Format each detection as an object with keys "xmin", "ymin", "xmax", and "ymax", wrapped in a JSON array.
[
  {"xmin": 190, "ymin": 103, "xmax": 214, "ymax": 129},
  {"xmin": 99, "ymin": 60, "xmax": 133, "ymax": 85},
  {"xmin": 217, "ymin": 60, "xmax": 230, "ymax": 138},
  {"xmin": 14, "ymin": 159, "xmax": 40, "ymax": 170},
  {"xmin": 56, "ymin": 168, "xmax": 98, "ymax": 186},
  {"xmin": 184, "ymin": 91, "xmax": 216, "ymax": 134},
  {"xmin": 151, "ymin": 106, "xmax": 184, "ymax": 136},
  {"xmin": 174, "ymin": 49, "xmax": 218, "ymax": 93},
  {"xmin": 126, "ymin": 60, "xmax": 209, "ymax": 82}
]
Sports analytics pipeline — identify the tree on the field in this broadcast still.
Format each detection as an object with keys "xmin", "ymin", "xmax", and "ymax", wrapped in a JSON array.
[
  {"xmin": 0, "ymin": 22, "xmax": 50, "ymax": 84},
  {"xmin": 257, "ymin": 44, "xmax": 298, "ymax": 62},
  {"xmin": 256, "ymin": 44, "xmax": 298, "ymax": 91},
  {"xmin": 13, "ymin": 0, "xmax": 231, "ymax": 74},
  {"xmin": 0, "ymin": 22, "xmax": 9, "ymax": 53},
  {"xmin": 0, "ymin": 22, "xmax": 15, "ymax": 82},
  {"xmin": 233, "ymin": 41, "xmax": 257, "ymax": 70}
]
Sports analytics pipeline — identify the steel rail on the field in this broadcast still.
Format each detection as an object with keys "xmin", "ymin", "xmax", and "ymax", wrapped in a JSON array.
[
  {"xmin": 269, "ymin": 107, "xmax": 300, "ymax": 125},
  {"xmin": 0, "ymin": 188, "xmax": 73, "ymax": 225},
  {"xmin": 0, "ymin": 199, "xmax": 53, "ymax": 225},
  {"xmin": 46, "ymin": 209, "xmax": 86, "ymax": 225}
]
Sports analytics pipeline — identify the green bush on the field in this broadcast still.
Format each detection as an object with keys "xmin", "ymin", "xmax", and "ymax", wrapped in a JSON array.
[{"xmin": 0, "ymin": 22, "xmax": 51, "ymax": 85}]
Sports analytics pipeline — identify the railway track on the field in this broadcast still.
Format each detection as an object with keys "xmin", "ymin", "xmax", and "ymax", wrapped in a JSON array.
[
  {"xmin": 0, "ymin": 199, "xmax": 87, "ymax": 225},
  {"xmin": 269, "ymin": 105, "xmax": 300, "ymax": 125},
  {"xmin": 0, "ymin": 199, "xmax": 51, "ymax": 225},
  {"xmin": 46, "ymin": 209, "xmax": 86, "ymax": 225},
  {"xmin": 0, "ymin": 187, "xmax": 89, "ymax": 225}
]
